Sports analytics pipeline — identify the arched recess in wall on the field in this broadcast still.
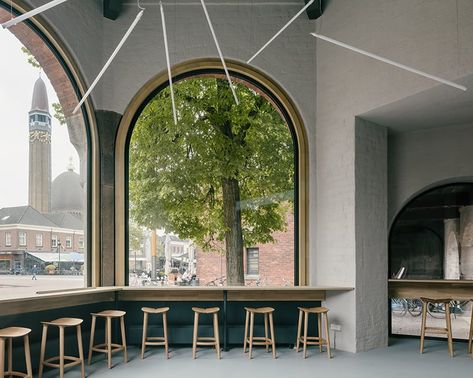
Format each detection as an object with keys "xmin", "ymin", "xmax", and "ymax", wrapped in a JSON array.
[
  {"xmin": 389, "ymin": 182, "xmax": 473, "ymax": 280},
  {"xmin": 0, "ymin": 1, "xmax": 100, "ymax": 286},
  {"xmin": 115, "ymin": 58, "xmax": 309, "ymax": 286}
]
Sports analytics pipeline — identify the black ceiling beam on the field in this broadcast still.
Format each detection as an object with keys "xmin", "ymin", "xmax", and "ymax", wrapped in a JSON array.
[
  {"xmin": 305, "ymin": 0, "xmax": 323, "ymax": 20},
  {"xmin": 104, "ymin": 0, "xmax": 123, "ymax": 20}
]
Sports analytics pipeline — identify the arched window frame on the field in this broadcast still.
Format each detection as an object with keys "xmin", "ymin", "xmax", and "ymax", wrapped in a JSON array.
[{"xmin": 115, "ymin": 58, "xmax": 309, "ymax": 286}]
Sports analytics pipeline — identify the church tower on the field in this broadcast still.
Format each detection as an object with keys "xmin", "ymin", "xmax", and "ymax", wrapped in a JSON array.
[{"xmin": 28, "ymin": 75, "xmax": 51, "ymax": 213}]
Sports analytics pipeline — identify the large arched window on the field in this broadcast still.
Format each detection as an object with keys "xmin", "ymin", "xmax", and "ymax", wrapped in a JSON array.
[
  {"xmin": 0, "ymin": 1, "xmax": 96, "ymax": 297},
  {"xmin": 115, "ymin": 59, "xmax": 308, "ymax": 287}
]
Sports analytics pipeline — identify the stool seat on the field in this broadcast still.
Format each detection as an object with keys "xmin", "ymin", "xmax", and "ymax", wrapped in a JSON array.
[
  {"xmin": 298, "ymin": 307, "xmax": 329, "ymax": 314},
  {"xmin": 420, "ymin": 297, "xmax": 451, "ymax": 304},
  {"xmin": 142, "ymin": 307, "xmax": 170, "ymax": 314},
  {"xmin": 38, "ymin": 318, "xmax": 85, "ymax": 378},
  {"xmin": 42, "ymin": 318, "xmax": 83, "ymax": 327},
  {"xmin": 192, "ymin": 307, "xmax": 220, "ymax": 314},
  {"xmin": 0, "ymin": 327, "xmax": 31, "ymax": 338},
  {"xmin": 0, "ymin": 327, "xmax": 33, "ymax": 378},
  {"xmin": 244, "ymin": 307, "xmax": 274, "ymax": 314},
  {"xmin": 91, "ymin": 310, "xmax": 126, "ymax": 318}
]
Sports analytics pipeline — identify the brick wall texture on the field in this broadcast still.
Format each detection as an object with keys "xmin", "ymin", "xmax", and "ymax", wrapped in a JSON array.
[{"xmin": 196, "ymin": 212, "xmax": 294, "ymax": 286}]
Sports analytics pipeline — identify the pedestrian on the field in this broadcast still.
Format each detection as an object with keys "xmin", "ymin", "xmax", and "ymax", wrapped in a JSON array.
[{"xmin": 32, "ymin": 264, "xmax": 38, "ymax": 280}]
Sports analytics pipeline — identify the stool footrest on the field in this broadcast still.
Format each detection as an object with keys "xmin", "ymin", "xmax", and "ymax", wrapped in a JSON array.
[
  {"xmin": 2, "ymin": 371, "xmax": 31, "ymax": 378},
  {"xmin": 145, "ymin": 336, "xmax": 167, "ymax": 346},
  {"xmin": 246, "ymin": 337, "xmax": 272, "ymax": 346},
  {"xmin": 424, "ymin": 327, "xmax": 449, "ymax": 334},
  {"xmin": 42, "ymin": 355, "xmax": 82, "ymax": 369},
  {"xmin": 91, "ymin": 343, "xmax": 124, "ymax": 354}
]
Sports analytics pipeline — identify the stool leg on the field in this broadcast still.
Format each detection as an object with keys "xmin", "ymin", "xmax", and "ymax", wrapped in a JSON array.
[
  {"xmin": 120, "ymin": 316, "xmax": 128, "ymax": 363},
  {"xmin": 213, "ymin": 313, "xmax": 221, "ymax": 360},
  {"xmin": 76, "ymin": 325, "xmax": 85, "ymax": 378},
  {"xmin": 248, "ymin": 312, "xmax": 254, "ymax": 360},
  {"xmin": 420, "ymin": 302, "xmax": 427, "ymax": 354},
  {"xmin": 296, "ymin": 309, "xmax": 302, "ymax": 352},
  {"xmin": 243, "ymin": 310, "xmax": 249, "ymax": 353},
  {"xmin": 303, "ymin": 312, "xmax": 308, "ymax": 358},
  {"xmin": 192, "ymin": 312, "xmax": 199, "ymax": 359},
  {"xmin": 469, "ymin": 304, "xmax": 473, "ymax": 354},
  {"xmin": 324, "ymin": 312, "xmax": 332, "ymax": 359},
  {"xmin": 264, "ymin": 313, "xmax": 269, "ymax": 352},
  {"xmin": 269, "ymin": 313, "xmax": 276, "ymax": 359},
  {"xmin": 38, "ymin": 324, "xmax": 48, "ymax": 378},
  {"xmin": 88, "ymin": 316, "xmax": 96, "ymax": 365},
  {"xmin": 318, "ymin": 313, "xmax": 323, "ymax": 353},
  {"xmin": 7, "ymin": 337, "xmax": 12, "ymax": 377},
  {"xmin": 59, "ymin": 326, "xmax": 65, "ymax": 378},
  {"xmin": 0, "ymin": 338, "xmax": 5, "ymax": 378},
  {"xmin": 141, "ymin": 312, "xmax": 148, "ymax": 359},
  {"xmin": 106, "ymin": 317, "xmax": 112, "ymax": 369},
  {"xmin": 163, "ymin": 312, "xmax": 169, "ymax": 359},
  {"xmin": 446, "ymin": 303, "xmax": 454, "ymax": 357},
  {"xmin": 24, "ymin": 335, "xmax": 32, "ymax": 378}
]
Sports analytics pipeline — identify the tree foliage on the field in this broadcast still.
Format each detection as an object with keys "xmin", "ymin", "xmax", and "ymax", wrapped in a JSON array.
[{"xmin": 129, "ymin": 77, "xmax": 294, "ymax": 281}]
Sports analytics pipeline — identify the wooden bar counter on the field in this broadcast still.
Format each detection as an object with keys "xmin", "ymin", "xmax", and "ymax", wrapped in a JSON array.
[{"xmin": 389, "ymin": 279, "xmax": 473, "ymax": 300}]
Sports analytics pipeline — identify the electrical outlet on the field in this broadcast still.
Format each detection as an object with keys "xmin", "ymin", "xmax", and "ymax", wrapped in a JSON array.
[{"xmin": 330, "ymin": 323, "xmax": 341, "ymax": 332}]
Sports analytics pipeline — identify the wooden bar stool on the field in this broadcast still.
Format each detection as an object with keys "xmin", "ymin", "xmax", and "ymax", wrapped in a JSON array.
[
  {"xmin": 468, "ymin": 300, "xmax": 473, "ymax": 356},
  {"xmin": 192, "ymin": 307, "xmax": 220, "ymax": 359},
  {"xmin": 141, "ymin": 307, "xmax": 169, "ymax": 359},
  {"xmin": 420, "ymin": 297, "xmax": 453, "ymax": 357},
  {"xmin": 38, "ymin": 318, "xmax": 85, "ymax": 378},
  {"xmin": 0, "ymin": 327, "xmax": 32, "ymax": 378},
  {"xmin": 88, "ymin": 310, "xmax": 127, "ymax": 368},
  {"xmin": 296, "ymin": 307, "xmax": 332, "ymax": 359},
  {"xmin": 243, "ymin": 307, "xmax": 276, "ymax": 359}
]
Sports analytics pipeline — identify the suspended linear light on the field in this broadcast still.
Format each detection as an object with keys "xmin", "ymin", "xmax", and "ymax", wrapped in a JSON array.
[
  {"xmin": 247, "ymin": 0, "xmax": 314, "ymax": 64},
  {"xmin": 73, "ymin": 9, "xmax": 145, "ymax": 114},
  {"xmin": 160, "ymin": 2, "xmax": 177, "ymax": 125},
  {"xmin": 2, "ymin": 0, "xmax": 70, "ymax": 29},
  {"xmin": 200, "ymin": 0, "xmax": 239, "ymax": 105},
  {"xmin": 311, "ymin": 33, "xmax": 467, "ymax": 92}
]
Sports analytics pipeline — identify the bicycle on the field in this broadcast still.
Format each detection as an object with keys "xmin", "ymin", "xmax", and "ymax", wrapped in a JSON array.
[
  {"xmin": 428, "ymin": 300, "xmax": 470, "ymax": 319},
  {"xmin": 206, "ymin": 276, "xmax": 226, "ymax": 286},
  {"xmin": 391, "ymin": 298, "xmax": 422, "ymax": 317}
]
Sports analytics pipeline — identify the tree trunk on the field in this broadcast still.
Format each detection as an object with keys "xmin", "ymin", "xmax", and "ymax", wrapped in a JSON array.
[{"xmin": 222, "ymin": 177, "xmax": 245, "ymax": 285}]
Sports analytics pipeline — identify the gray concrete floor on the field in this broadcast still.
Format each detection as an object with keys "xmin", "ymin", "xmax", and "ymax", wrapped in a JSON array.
[{"xmin": 42, "ymin": 338, "xmax": 473, "ymax": 378}]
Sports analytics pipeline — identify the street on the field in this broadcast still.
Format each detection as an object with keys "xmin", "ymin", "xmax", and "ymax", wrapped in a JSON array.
[{"xmin": 0, "ymin": 274, "xmax": 85, "ymax": 299}]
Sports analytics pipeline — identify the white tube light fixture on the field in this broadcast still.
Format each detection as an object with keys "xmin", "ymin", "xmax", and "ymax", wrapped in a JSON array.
[
  {"xmin": 311, "ymin": 33, "xmax": 467, "ymax": 92},
  {"xmin": 73, "ymin": 9, "xmax": 145, "ymax": 114},
  {"xmin": 247, "ymin": 0, "xmax": 314, "ymax": 64},
  {"xmin": 160, "ymin": 2, "xmax": 177, "ymax": 125},
  {"xmin": 2, "ymin": 0, "xmax": 70, "ymax": 29},
  {"xmin": 200, "ymin": 0, "xmax": 239, "ymax": 105}
]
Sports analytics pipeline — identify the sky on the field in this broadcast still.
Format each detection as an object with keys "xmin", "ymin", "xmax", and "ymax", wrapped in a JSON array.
[{"xmin": 0, "ymin": 28, "xmax": 80, "ymax": 208}]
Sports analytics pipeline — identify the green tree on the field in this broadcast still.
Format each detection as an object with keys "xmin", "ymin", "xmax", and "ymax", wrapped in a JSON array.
[{"xmin": 129, "ymin": 78, "xmax": 294, "ymax": 285}]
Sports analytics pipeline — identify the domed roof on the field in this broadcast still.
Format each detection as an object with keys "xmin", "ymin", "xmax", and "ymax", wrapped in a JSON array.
[
  {"xmin": 51, "ymin": 165, "xmax": 83, "ymax": 214},
  {"xmin": 30, "ymin": 76, "xmax": 49, "ymax": 113}
]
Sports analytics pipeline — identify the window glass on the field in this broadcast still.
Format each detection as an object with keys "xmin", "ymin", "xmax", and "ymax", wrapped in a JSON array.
[
  {"xmin": 0, "ymin": 5, "xmax": 88, "ymax": 298},
  {"xmin": 128, "ymin": 76, "xmax": 295, "ymax": 287},
  {"xmin": 246, "ymin": 248, "xmax": 259, "ymax": 276},
  {"xmin": 35, "ymin": 233, "xmax": 42, "ymax": 247},
  {"xmin": 19, "ymin": 232, "xmax": 26, "ymax": 246},
  {"xmin": 5, "ymin": 232, "xmax": 11, "ymax": 247}
]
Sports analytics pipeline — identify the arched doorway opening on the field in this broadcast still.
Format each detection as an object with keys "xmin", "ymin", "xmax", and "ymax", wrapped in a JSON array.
[{"xmin": 389, "ymin": 182, "xmax": 473, "ymax": 339}]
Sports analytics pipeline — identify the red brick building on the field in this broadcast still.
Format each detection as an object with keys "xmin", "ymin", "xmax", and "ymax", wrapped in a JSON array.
[
  {"xmin": 196, "ymin": 212, "xmax": 294, "ymax": 286},
  {"xmin": 0, "ymin": 206, "xmax": 84, "ymax": 274}
]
